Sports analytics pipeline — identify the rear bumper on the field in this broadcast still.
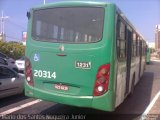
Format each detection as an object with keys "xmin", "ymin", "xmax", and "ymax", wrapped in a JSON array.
[{"xmin": 25, "ymin": 83, "xmax": 115, "ymax": 111}]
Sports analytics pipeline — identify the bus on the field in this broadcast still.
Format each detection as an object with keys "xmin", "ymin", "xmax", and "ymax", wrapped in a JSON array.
[
  {"xmin": 146, "ymin": 48, "xmax": 151, "ymax": 64},
  {"xmin": 25, "ymin": 1, "xmax": 146, "ymax": 111}
]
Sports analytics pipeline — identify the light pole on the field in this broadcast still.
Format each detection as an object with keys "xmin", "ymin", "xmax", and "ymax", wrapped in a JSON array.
[{"xmin": 0, "ymin": 11, "xmax": 9, "ymax": 41}]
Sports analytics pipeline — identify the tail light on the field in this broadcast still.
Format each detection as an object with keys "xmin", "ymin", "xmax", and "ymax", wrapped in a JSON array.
[
  {"xmin": 94, "ymin": 64, "xmax": 110, "ymax": 96},
  {"xmin": 25, "ymin": 57, "xmax": 34, "ymax": 86}
]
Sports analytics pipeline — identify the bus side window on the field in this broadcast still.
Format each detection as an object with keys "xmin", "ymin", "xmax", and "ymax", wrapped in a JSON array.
[
  {"xmin": 116, "ymin": 18, "xmax": 120, "ymax": 58},
  {"xmin": 142, "ymin": 40, "xmax": 144, "ymax": 56},
  {"xmin": 133, "ymin": 32, "xmax": 136, "ymax": 57},
  {"xmin": 117, "ymin": 17, "xmax": 126, "ymax": 59},
  {"xmin": 136, "ymin": 35, "xmax": 139, "ymax": 56}
]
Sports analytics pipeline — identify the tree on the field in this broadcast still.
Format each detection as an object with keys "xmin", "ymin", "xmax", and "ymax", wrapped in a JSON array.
[{"xmin": 0, "ymin": 41, "xmax": 25, "ymax": 59}]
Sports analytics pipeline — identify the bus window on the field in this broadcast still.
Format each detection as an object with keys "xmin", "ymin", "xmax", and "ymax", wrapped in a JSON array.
[
  {"xmin": 136, "ymin": 35, "xmax": 139, "ymax": 56},
  {"xmin": 117, "ymin": 17, "xmax": 126, "ymax": 59},
  {"xmin": 32, "ymin": 7, "xmax": 104, "ymax": 43},
  {"xmin": 132, "ymin": 32, "xmax": 136, "ymax": 57}
]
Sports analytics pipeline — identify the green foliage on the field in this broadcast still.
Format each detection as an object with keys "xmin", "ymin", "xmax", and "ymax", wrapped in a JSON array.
[{"xmin": 0, "ymin": 41, "xmax": 25, "ymax": 59}]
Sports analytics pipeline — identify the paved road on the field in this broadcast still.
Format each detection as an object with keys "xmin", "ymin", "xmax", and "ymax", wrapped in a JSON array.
[{"xmin": 0, "ymin": 58, "xmax": 160, "ymax": 120}]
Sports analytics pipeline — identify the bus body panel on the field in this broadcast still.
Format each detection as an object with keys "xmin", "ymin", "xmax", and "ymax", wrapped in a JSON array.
[
  {"xmin": 27, "ymin": 43, "xmax": 110, "ymax": 96},
  {"xmin": 25, "ymin": 1, "xmax": 146, "ymax": 111},
  {"xmin": 115, "ymin": 10, "xmax": 146, "ymax": 107},
  {"xmin": 25, "ymin": 3, "xmax": 117, "ymax": 111},
  {"xmin": 25, "ymin": 81, "xmax": 115, "ymax": 111}
]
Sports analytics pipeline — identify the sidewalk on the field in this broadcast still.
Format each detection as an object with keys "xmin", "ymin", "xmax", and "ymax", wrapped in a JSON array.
[{"xmin": 151, "ymin": 56, "xmax": 160, "ymax": 61}]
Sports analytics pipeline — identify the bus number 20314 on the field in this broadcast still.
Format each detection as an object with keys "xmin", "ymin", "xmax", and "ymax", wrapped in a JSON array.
[{"xmin": 34, "ymin": 70, "xmax": 56, "ymax": 79}]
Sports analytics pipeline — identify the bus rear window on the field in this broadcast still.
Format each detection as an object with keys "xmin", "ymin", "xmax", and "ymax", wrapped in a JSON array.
[{"xmin": 32, "ymin": 7, "xmax": 104, "ymax": 43}]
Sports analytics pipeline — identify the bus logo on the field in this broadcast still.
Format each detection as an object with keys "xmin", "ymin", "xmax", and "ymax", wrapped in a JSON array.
[{"xmin": 59, "ymin": 45, "xmax": 64, "ymax": 52}]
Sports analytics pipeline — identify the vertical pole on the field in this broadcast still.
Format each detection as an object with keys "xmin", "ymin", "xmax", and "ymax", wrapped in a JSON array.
[
  {"xmin": 2, "ymin": 11, "xmax": 4, "ymax": 35},
  {"xmin": 2, "ymin": 11, "xmax": 4, "ymax": 41},
  {"xmin": 0, "ymin": 11, "xmax": 3, "ymax": 34},
  {"xmin": 0, "ymin": 11, "xmax": 9, "ymax": 41},
  {"xmin": 44, "ymin": 0, "xmax": 46, "ymax": 5}
]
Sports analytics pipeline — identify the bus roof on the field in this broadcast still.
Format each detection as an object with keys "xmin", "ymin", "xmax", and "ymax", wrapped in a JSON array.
[{"xmin": 31, "ymin": 1, "xmax": 111, "ymax": 10}]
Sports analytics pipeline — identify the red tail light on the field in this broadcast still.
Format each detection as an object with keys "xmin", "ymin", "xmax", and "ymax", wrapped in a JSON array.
[
  {"xmin": 25, "ymin": 57, "xmax": 34, "ymax": 86},
  {"xmin": 94, "ymin": 64, "xmax": 110, "ymax": 96}
]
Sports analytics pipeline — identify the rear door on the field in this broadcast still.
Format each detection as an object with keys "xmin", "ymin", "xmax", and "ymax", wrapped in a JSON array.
[
  {"xmin": 139, "ymin": 40, "xmax": 142, "ymax": 79},
  {"xmin": 125, "ymin": 27, "xmax": 132, "ymax": 95}
]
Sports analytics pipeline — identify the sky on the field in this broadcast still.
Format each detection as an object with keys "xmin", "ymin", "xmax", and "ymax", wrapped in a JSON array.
[{"xmin": 0, "ymin": 0, "xmax": 160, "ymax": 43}]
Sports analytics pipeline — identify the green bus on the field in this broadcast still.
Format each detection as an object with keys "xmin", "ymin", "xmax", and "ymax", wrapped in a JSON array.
[
  {"xmin": 25, "ymin": 1, "xmax": 146, "ymax": 111},
  {"xmin": 146, "ymin": 48, "xmax": 151, "ymax": 64}
]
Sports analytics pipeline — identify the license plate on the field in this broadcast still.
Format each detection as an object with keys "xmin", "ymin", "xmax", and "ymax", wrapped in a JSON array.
[
  {"xmin": 75, "ymin": 61, "xmax": 91, "ymax": 69},
  {"xmin": 54, "ymin": 84, "xmax": 69, "ymax": 91}
]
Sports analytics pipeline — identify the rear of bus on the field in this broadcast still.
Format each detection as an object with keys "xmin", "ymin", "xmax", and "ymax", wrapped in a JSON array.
[{"xmin": 25, "ymin": 1, "xmax": 117, "ymax": 111}]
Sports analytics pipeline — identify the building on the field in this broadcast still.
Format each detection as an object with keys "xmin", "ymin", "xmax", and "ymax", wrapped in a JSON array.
[
  {"xmin": 155, "ymin": 25, "xmax": 160, "ymax": 51},
  {"xmin": 148, "ymin": 42, "xmax": 155, "ymax": 49}
]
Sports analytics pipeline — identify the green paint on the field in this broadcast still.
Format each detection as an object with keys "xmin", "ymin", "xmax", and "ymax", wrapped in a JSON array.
[{"xmin": 25, "ymin": 1, "xmax": 142, "ymax": 111}]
